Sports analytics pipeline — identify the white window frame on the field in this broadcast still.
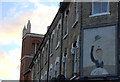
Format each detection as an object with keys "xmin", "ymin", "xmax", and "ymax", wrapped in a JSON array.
[
  {"xmin": 71, "ymin": 42, "xmax": 77, "ymax": 74},
  {"xmin": 64, "ymin": 10, "xmax": 69, "ymax": 39},
  {"xmin": 55, "ymin": 19, "xmax": 61, "ymax": 50},
  {"xmin": 90, "ymin": 0, "xmax": 110, "ymax": 17},
  {"xmin": 49, "ymin": 64, "xmax": 53, "ymax": 79},
  {"xmin": 62, "ymin": 48, "xmax": 68, "ymax": 78},
  {"xmin": 50, "ymin": 30, "xmax": 55, "ymax": 56},
  {"xmin": 55, "ymin": 57, "xmax": 59, "ymax": 78},
  {"xmin": 75, "ymin": 2, "xmax": 78, "ymax": 22}
]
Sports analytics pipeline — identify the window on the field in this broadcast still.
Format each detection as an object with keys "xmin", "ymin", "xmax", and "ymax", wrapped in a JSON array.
[
  {"xmin": 55, "ymin": 62, "xmax": 59, "ymax": 78},
  {"xmin": 49, "ymin": 64, "xmax": 53, "ymax": 79},
  {"xmin": 65, "ymin": 10, "xmax": 69, "ymax": 36},
  {"xmin": 55, "ymin": 57, "xmax": 59, "ymax": 78},
  {"xmin": 56, "ymin": 20, "xmax": 61, "ymax": 49},
  {"xmin": 72, "ymin": 2, "xmax": 78, "ymax": 28},
  {"xmin": 49, "ymin": 68, "xmax": 53, "ymax": 79},
  {"xmin": 51, "ymin": 31, "xmax": 54, "ymax": 55},
  {"xmin": 92, "ymin": 0, "xmax": 109, "ymax": 16},
  {"xmin": 32, "ymin": 43, "xmax": 35, "ymax": 54},
  {"xmin": 62, "ymin": 48, "xmax": 68, "ymax": 78},
  {"xmin": 71, "ymin": 41, "xmax": 77, "ymax": 75},
  {"xmin": 57, "ymin": 24, "xmax": 60, "ymax": 45},
  {"xmin": 32, "ymin": 43, "xmax": 38, "ymax": 54},
  {"xmin": 37, "ymin": 43, "xmax": 39, "ymax": 49},
  {"xmin": 75, "ymin": 2, "xmax": 78, "ymax": 22}
]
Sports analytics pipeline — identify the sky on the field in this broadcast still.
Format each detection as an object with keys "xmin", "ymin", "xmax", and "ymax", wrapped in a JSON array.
[{"xmin": 0, "ymin": 0, "xmax": 61, "ymax": 80}]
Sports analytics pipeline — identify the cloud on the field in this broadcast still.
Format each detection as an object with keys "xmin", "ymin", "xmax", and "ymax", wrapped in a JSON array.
[
  {"xmin": 0, "ymin": 2, "xmax": 58, "ymax": 45},
  {"xmin": 0, "ymin": 48, "xmax": 21, "ymax": 80},
  {"xmin": 0, "ymin": 1, "xmax": 59, "ymax": 80}
]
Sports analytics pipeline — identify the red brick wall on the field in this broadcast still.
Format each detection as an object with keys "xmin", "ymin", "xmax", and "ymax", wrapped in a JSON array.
[{"xmin": 20, "ymin": 35, "xmax": 43, "ymax": 81}]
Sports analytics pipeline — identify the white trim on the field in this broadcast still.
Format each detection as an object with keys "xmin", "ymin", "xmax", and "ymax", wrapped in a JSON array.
[
  {"xmin": 75, "ymin": 2, "xmax": 78, "ymax": 21},
  {"xmin": 50, "ymin": 53, "xmax": 53, "ymax": 57},
  {"xmin": 72, "ymin": 20, "xmax": 78, "ymax": 28},
  {"xmin": 71, "ymin": 43, "xmax": 74, "ymax": 55},
  {"xmin": 42, "ymin": 47, "xmax": 44, "ymax": 54},
  {"xmin": 55, "ymin": 41, "xmax": 60, "ymax": 50},
  {"xmin": 51, "ymin": 30, "xmax": 55, "ymax": 39},
  {"xmin": 89, "ymin": 12, "xmax": 110, "ymax": 17},
  {"xmin": 63, "ymin": 33, "xmax": 68, "ymax": 39},
  {"xmin": 47, "ymin": 40, "xmax": 49, "ymax": 44},
  {"xmin": 59, "ymin": 19, "xmax": 62, "ymax": 24},
  {"xmin": 23, "ymin": 33, "xmax": 44, "ymax": 39},
  {"xmin": 21, "ymin": 55, "xmax": 33, "ymax": 60},
  {"xmin": 90, "ymin": 0, "xmax": 110, "ymax": 17},
  {"xmin": 65, "ymin": 14, "xmax": 69, "ymax": 35},
  {"xmin": 38, "ymin": 53, "xmax": 40, "ymax": 59},
  {"xmin": 56, "ymin": 19, "xmax": 61, "ymax": 49},
  {"xmin": 76, "ymin": 35, "xmax": 79, "ymax": 48},
  {"xmin": 70, "ymin": 75, "xmax": 77, "ymax": 80},
  {"xmin": 36, "ymin": 59, "xmax": 38, "ymax": 63}
]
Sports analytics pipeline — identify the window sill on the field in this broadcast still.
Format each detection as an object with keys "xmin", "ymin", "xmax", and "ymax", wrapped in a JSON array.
[
  {"xmin": 89, "ymin": 12, "xmax": 110, "ymax": 17},
  {"xmin": 70, "ymin": 75, "xmax": 77, "ymax": 80},
  {"xmin": 55, "ymin": 42, "xmax": 60, "ymax": 50},
  {"xmin": 72, "ymin": 20, "xmax": 78, "ymax": 28},
  {"xmin": 63, "ymin": 34, "xmax": 68, "ymax": 40},
  {"xmin": 50, "ymin": 53, "xmax": 53, "ymax": 57},
  {"xmin": 44, "ymin": 61, "xmax": 47, "ymax": 65}
]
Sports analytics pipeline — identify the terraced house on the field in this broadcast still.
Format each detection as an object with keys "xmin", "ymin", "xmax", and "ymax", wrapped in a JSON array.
[{"xmin": 20, "ymin": 0, "xmax": 120, "ymax": 81}]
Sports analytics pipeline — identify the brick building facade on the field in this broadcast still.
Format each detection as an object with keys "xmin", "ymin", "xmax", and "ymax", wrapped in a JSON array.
[
  {"xmin": 21, "ymin": 1, "xmax": 120, "ymax": 81},
  {"xmin": 20, "ymin": 20, "xmax": 44, "ymax": 81}
]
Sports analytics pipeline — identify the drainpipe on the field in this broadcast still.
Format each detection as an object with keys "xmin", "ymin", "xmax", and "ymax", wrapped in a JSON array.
[
  {"xmin": 47, "ymin": 34, "xmax": 50, "ymax": 82},
  {"xmin": 79, "ymin": 2, "xmax": 83, "ymax": 78},
  {"xmin": 118, "ymin": 1, "xmax": 120, "ymax": 75},
  {"xmin": 59, "ymin": 12, "xmax": 64, "ymax": 77}
]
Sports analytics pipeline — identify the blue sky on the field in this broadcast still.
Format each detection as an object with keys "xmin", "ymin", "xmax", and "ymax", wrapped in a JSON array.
[{"xmin": 0, "ymin": 0, "xmax": 60, "ymax": 80}]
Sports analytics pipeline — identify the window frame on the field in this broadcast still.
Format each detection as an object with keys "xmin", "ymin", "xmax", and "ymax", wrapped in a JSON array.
[
  {"xmin": 49, "ymin": 64, "xmax": 53, "ymax": 79},
  {"xmin": 55, "ymin": 57, "xmax": 59, "ymax": 78},
  {"xmin": 62, "ymin": 48, "xmax": 68, "ymax": 78},
  {"xmin": 64, "ymin": 10, "xmax": 69, "ymax": 39},
  {"xmin": 72, "ymin": 2, "xmax": 78, "ymax": 28},
  {"xmin": 90, "ymin": 0, "xmax": 110, "ymax": 17},
  {"xmin": 50, "ymin": 30, "xmax": 55, "ymax": 56},
  {"xmin": 55, "ymin": 19, "xmax": 61, "ymax": 50}
]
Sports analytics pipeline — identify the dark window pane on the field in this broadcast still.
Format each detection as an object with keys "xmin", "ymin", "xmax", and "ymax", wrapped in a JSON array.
[
  {"xmin": 94, "ymin": 2, "xmax": 101, "ymax": 14},
  {"xmin": 102, "ymin": 2, "xmax": 108, "ymax": 12}
]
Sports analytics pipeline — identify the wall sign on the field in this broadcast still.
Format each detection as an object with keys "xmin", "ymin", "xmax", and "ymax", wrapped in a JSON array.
[{"xmin": 82, "ymin": 25, "xmax": 117, "ymax": 77}]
